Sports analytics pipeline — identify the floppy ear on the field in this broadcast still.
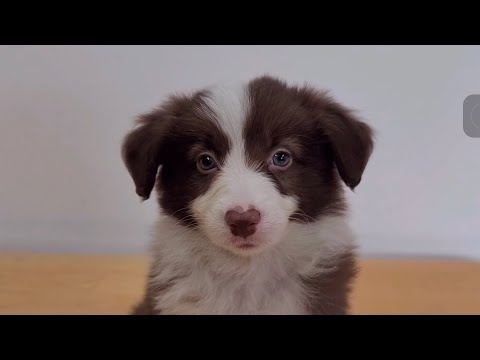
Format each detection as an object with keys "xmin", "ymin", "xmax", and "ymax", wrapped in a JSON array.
[
  {"xmin": 321, "ymin": 99, "xmax": 375, "ymax": 190},
  {"xmin": 121, "ymin": 110, "xmax": 171, "ymax": 200},
  {"xmin": 299, "ymin": 87, "xmax": 375, "ymax": 190}
]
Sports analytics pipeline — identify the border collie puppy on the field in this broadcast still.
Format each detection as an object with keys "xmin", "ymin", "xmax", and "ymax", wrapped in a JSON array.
[{"xmin": 122, "ymin": 75, "xmax": 374, "ymax": 315}]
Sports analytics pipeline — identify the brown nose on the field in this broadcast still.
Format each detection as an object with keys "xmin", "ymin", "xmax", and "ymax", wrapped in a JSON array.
[{"xmin": 225, "ymin": 209, "xmax": 261, "ymax": 238}]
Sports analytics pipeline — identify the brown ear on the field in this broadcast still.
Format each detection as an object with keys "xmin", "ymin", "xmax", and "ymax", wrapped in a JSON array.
[
  {"xmin": 321, "ymin": 99, "xmax": 375, "ymax": 190},
  {"xmin": 121, "ymin": 110, "xmax": 171, "ymax": 200}
]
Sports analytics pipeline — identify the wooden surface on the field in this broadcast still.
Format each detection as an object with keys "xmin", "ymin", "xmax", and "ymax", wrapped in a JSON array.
[{"xmin": 1, "ymin": 253, "xmax": 479, "ymax": 315}]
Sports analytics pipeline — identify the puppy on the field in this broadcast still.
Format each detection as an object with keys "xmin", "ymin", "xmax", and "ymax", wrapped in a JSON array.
[{"xmin": 122, "ymin": 75, "xmax": 374, "ymax": 315}]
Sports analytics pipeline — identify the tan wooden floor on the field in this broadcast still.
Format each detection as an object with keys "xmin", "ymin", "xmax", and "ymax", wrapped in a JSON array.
[{"xmin": 1, "ymin": 253, "xmax": 479, "ymax": 315}]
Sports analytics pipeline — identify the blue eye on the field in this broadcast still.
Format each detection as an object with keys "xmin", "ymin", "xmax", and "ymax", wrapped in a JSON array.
[
  {"xmin": 197, "ymin": 154, "xmax": 217, "ymax": 173},
  {"xmin": 272, "ymin": 151, "xmax": 292, "ymax": 168}
]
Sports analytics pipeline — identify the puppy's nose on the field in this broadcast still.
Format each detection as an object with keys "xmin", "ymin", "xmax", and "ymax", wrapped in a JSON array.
[{"xmin": 225, "ymin": 209, "xmax": 261, "ymax": 238}]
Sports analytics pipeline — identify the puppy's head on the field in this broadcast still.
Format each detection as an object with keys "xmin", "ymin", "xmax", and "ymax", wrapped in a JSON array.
[{"xmin": 122, "ymin": 76, "xmax": 374, "ymax": 256}]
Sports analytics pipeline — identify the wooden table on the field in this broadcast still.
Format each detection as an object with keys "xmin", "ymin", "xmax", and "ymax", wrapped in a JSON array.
[{"xmin": 1, "ymin": 253, "xmax": 479, "ymax": 315}]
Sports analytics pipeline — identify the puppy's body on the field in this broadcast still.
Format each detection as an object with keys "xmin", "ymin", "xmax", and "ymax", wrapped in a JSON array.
[{"xmin": 123, "ymin": 76, "xmax": 374, "ymax": 315}]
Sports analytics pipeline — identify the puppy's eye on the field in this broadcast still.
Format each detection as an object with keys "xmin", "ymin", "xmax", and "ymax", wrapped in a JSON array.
[
  {"xmin": 197, "ymin": 154, "xmax": 217, "ymax": 174},
  {"xmin": 272, "ymin": 151, "xmax": 292, "ymax": 168}
]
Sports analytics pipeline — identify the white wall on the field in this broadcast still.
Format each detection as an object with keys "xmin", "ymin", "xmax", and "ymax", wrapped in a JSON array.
[{"xmin": 1, "ymin": 45, "xmax": 479, "ymax": 258}]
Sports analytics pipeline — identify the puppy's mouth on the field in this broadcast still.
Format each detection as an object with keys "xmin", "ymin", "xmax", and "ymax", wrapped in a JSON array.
[{"xmin": 230, "ymin": 236, "xmax": 263, "ymax": 250}]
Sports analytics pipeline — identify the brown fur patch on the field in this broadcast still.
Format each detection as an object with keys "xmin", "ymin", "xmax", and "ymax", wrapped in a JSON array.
[
  {"xmin": 301, "ymin": 250, "xmax": 358, "ymax": 314},
  {"xmin": 122, "ymin": 91, "xmax": 230, "ymax": 224},
  {"xmin": 245, "ymin": 75, "xmax": 374, "ymax": 222}
]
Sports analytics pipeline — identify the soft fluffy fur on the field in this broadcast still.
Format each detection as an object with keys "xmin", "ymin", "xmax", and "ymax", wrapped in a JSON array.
[{"xmin": 122, "ymin": 75, "xmax": 374, "ymax": 315}]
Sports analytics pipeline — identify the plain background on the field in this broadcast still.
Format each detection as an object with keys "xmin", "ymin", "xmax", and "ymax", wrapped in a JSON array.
[{"xmin": 1, "ymin": 45, "xmax": 479, "ymax": 259}]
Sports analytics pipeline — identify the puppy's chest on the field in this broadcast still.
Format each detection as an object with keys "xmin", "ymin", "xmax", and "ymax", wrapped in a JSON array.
[{"xmin": 154, "ymin": 264, "xmax": 308, "ymax": 315}]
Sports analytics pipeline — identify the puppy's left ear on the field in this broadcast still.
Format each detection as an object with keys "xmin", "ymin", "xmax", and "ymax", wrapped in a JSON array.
[{"xmin": 321, "ymin": 98, "xmax": 375, "ymax": 190}]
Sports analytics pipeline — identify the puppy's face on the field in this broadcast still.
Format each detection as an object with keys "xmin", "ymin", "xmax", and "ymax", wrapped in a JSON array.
[{"xmin": 122, "ymin": 76, "xmax": 374, "ymax": 256}]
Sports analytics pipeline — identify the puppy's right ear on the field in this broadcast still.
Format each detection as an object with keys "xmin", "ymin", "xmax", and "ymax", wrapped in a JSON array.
[{"xmin": 122, "ymin": 110, "xmax": 171, "ymax": 201}]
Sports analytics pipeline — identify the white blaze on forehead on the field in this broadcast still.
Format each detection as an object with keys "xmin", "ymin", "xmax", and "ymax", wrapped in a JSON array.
[
  {"xmin": 196, "ymin": 84, "xmax": 253, "ymax": 211},
  {"xmin": 198, "ymin": 83, "xmax": 250, "ymax": 154}
]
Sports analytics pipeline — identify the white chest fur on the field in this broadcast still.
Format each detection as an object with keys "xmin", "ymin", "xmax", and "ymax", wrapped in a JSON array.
[{"xmin": 148, "ymin": 215, "xmax": 356, "ymax": 315}]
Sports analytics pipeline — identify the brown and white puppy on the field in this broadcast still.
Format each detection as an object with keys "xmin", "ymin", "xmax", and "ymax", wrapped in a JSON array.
[{"xmin": 122, "ymin": 75, "xmax": 374, "ymax": 315}]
